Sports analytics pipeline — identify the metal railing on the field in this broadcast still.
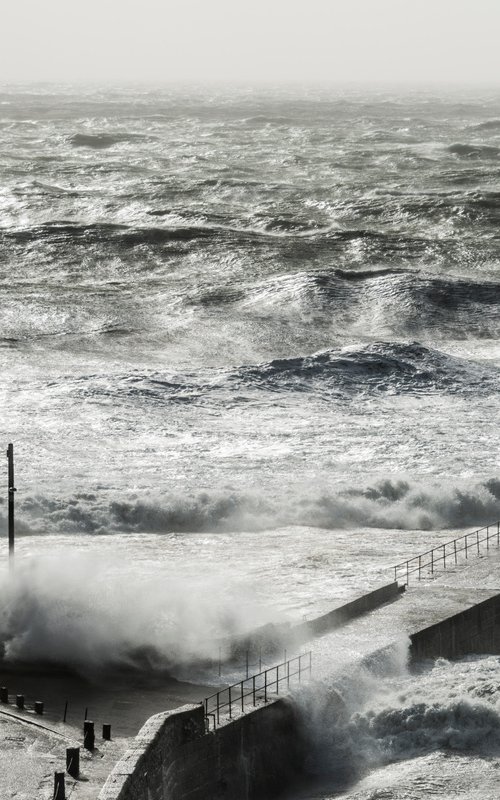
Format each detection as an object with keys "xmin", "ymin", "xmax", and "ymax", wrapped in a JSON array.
[
  {"xmin": 203, "ymin": 651, "xmax": 312, "ymax": 729},
  {"xmin": 393, "ymin": 520, "xmax": 500, "ymax": 585}
]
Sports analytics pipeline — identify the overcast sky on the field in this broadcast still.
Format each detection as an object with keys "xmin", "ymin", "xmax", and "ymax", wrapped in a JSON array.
[{"xmin": 2, "ymin": 0, "xmax": 500, "ymax": 85}]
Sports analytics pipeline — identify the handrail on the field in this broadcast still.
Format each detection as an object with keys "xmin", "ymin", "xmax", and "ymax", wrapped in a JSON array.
[
  {"xmin": 393, "ymin": 520, "xmax": 500, "ymax": 585},
  {"xmin": 203, "ymin": 651, "xmax": 312, "ymax": 729}
]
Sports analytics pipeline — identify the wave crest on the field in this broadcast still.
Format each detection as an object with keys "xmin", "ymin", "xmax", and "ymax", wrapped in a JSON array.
[{"xmin": 5, "ymin": 476, "xmax": 500, "ymax": 536}]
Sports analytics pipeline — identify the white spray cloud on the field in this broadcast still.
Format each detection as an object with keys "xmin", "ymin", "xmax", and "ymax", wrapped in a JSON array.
[{"xmin": 0, "ymin": 552, "xmax": 273, "ymax": 674}]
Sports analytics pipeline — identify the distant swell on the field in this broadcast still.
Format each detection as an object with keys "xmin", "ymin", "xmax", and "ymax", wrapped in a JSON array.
[
  {"xmin": 69, "ymin": 132, "xmax": 152, "ymax": 148},
  {"xmin": 471, "ymin": 120, "xmax": 500, "ymax": 131},
  {"xmin": 233, "ymin": 342, "xmax": 499, "ymax": 395},
  {"xmin": 448, "ymin": 142, "xmax": 500, "ymax": 159}
]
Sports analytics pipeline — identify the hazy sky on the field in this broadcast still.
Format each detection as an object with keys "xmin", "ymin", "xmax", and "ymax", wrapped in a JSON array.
[{"xmin": 3, "ymin": 0, "xmax": 500, "ymax": 84}]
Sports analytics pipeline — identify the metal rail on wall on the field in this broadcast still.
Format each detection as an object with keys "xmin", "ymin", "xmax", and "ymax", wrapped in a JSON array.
[
  {"xmin": 393, "ymin": 520, "xmax": 500, "ymax": 585},
  {"xmin": 203, "ymin": 651, "xmax": 312, "ymax": 729}
]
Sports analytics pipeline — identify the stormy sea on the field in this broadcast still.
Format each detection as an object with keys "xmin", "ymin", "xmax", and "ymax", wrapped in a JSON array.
[{"xmin": 2, "ymin": 84, "xmax": 500, "ymax": 798}]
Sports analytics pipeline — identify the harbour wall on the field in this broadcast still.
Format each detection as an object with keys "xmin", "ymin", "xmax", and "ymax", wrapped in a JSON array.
[
  {"xmin": 230, "ymin": 580, "xmax": 401, "ymax": 659},
  {"xmin": 99, "ymin": 698, "xmax": 305, "ymax": 800},
  {"xmin": 100, "ymin": 584, "xmax": 500, "ymax": 800},
  {"xmin": 410, "ymin": 591, "xmax": 500, "ymax": 660}
]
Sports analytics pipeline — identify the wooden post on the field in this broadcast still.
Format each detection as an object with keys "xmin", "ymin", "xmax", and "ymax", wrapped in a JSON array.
[
  {"xmin": 7, "ymin": 444, "xmax": 15, "ymax": 563},
  {"xmin": 83, "ymin": 720, "xmax": 95, "ymax": 751},
  {"xmin": 0, "ymin": 687, "xmax": 8, "ymax": 703},
  {"xmin": 16, "ymin": 694, "xmax": 24, "ymax": 710},
  {"xmin": 34, "ymin": 701, "xmax": 44, "ymax": 715},
  {"xmin": 102, "ymin": 723, "xmax": 111, "ymax": 740},
  {"xmin": 66, "ymin": 747, "xmax": 80, "ymax": 778},
  {"xmin": 53, "ymin": 772, "xmax": 66, "ymax": 800}
]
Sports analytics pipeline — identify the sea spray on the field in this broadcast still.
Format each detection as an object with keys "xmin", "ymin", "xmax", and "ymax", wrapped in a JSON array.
[
  {"xmin": 293, "ymin": 648, "xmax": 500, "ymax": 792},
  {"xmin": 0, "ymin": 551, "xmax": 276, "ymax": 674}
]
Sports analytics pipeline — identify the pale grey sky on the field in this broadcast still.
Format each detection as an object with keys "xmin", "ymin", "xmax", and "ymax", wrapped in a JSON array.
[{"xmin": 2, "ymin": 0, "xmax": 500, "ymax": 84}]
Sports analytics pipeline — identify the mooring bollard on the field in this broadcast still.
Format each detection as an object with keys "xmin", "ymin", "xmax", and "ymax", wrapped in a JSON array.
[
  {"xmin": 16, "ymin": 694, "xmax": 24, "ymax": 710},
  {"xmin": 66, "ymin": 746, "xmax": 80, "ymax": 778},
  {"xmin": 63, "ymin": 700, "xmax": 68, "ymax": 723},
  {"xmin": 102, "ymin": 723, "xmax": 111, "ymax": 741},
  {"xmin": 34, "ymin": 700, "xmax": 44, "ymax": 715},
  {"xmin": 0, "ymin": 687, "xmax": 8, "ymax": 703},
  {"xmin": 53, "ymin": 771, "xmax": 66, "ymax": 800},
  {"xmin": 83, "ymin": 720, "xmax": 95, "ymax": 751}
]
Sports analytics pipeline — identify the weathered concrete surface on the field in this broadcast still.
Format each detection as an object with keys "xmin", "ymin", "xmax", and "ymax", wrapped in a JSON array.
[
  {"xmin": 294, "ymin": 581, "xmax": 401, "ymax": 638},
  {"xmin": 99, "ymin": 699, "xmax": 306, "ymax": 800},
  {"xmin": 0, "ymin": 674, "xmax": 215, "ymax": 799},
  {"xmin": 0, "ymin": 708, "xmax": 127, "ymax": 800},
  {"xmin": 309, "ymin": 546, "xmax": 500, "ymax": 678},
  {"xmin": 410, "ymin": 592, "xmax": 500, "ymax": 660},
  {"xmin": 229, "ymin": 582, "xmax": 401, "ymax": 661}
]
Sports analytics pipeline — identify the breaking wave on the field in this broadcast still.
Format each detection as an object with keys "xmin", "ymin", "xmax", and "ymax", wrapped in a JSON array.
[
  {"xmin": 5, "ymin": 476, "xmax": 500, "ymax": 536},
  {"xmin": 298, "ymin": 650, "xmax": 500, "ymax": 789}
]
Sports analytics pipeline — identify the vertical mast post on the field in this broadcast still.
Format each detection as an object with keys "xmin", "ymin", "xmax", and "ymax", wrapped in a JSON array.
[{"xmin": 7, "ymin": 444, "xmax": 15, "ymax": 563}]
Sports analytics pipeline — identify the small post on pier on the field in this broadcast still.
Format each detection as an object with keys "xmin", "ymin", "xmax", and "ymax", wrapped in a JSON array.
[{"xmin": 7, "ymin": 444, "xmax": 15, "ymax": 564}]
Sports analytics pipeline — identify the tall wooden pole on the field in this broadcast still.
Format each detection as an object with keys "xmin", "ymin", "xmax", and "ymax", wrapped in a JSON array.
[{"xmin": 7, "ymin": 444, "xmax": 15, "ymax": 563}]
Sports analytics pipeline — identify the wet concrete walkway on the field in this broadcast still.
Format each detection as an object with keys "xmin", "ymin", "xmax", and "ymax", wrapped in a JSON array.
[
  {"xmin": 0, "ymin": 673, "xmax": 215, "ymax": 798},
  {"xmin": 308, "ymin": 544, "xmax": 500, "ymax": 679}
]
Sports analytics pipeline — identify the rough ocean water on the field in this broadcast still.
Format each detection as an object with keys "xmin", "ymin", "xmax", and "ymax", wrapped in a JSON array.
[{"xmin": 2, "ymin": 84, "xmax": 500, "ymax": 798}]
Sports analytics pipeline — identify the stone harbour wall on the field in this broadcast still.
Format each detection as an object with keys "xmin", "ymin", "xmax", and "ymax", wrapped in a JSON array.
[
  {"xmin": 99, "ymin": 698, "xmax": 305, "ymax": 800},
  {"xmin": 410, "ymin": 592, "xmax": 500, "ymax": 660}
]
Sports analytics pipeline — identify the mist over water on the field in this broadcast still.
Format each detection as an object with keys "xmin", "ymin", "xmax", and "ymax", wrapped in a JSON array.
[{"xmin": 2, "ymin": 84, "xmax": 500, "ymax": 795}]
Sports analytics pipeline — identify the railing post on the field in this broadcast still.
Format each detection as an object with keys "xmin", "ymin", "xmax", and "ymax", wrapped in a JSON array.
[
  {"xmin": 477, "ymin": 529, "xmax": 480, "ymax": 555},
  {"xmin": 431, "ymin": 549, "xmax": 434, "ymax": 574},
  {"xmin": 454, "ymin": 539, "xmax": 457, "ymax": 564},
  {"xmin": 276, "ymin": 665, "xmax": 279, "ymax": 694},
  {"xmin": 216, "ymin": 692, "xmax": 220, "ymax": 726},
  {"xmin": 497, "ymin": 521, "xmax": 499, "ymax": 546},
  {"xmin": 241, "ymin": 681, "xmax": 244, "ymax": 712},
  {"xmin": 443, "ymin": 544, "xmax": 446, "ymax": 569},
  {"xmin": 418, "ymin": 555, "xmax": 421, "ymax": 580},
  {"xmin": 487, "ymin": 526, "xmax": 490, "ymax": 550},
  {"xmin": 228, "ymin": 687, "xmax": 232, "ymax": 719},
  {"xmin": 264, "ymin": 671, "xmax": 267, "ymax": 703},
  {"xmin": 287, "ymin": 659, "xmax": 290, "ymax": 689},
  {"xmin": 252, "ymin": 676, "xmax": 256, "ymax": 705},
  {"xmin": 465, "ymin": 535, "xmax": 468, "ymax": 558}
]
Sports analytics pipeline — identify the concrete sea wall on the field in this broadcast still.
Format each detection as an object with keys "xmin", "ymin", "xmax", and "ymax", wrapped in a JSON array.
[
  {"xmin": 230, "ymin": 581, "xmax": 401, "ymax": 660},
  {"xmin": 101, "ymin": 585, "xmax": 500, "ymax": 800},
  {"xmin": 99, "ymin": 698, "xmax": 305, "ymax": 800},
  {"xmin": 294, "ymin": 581, "xmax": 401, "ymax": 638},
  {"xmin": 410, "ymin": 592, "xmax": 500, "ymax": 660}
]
